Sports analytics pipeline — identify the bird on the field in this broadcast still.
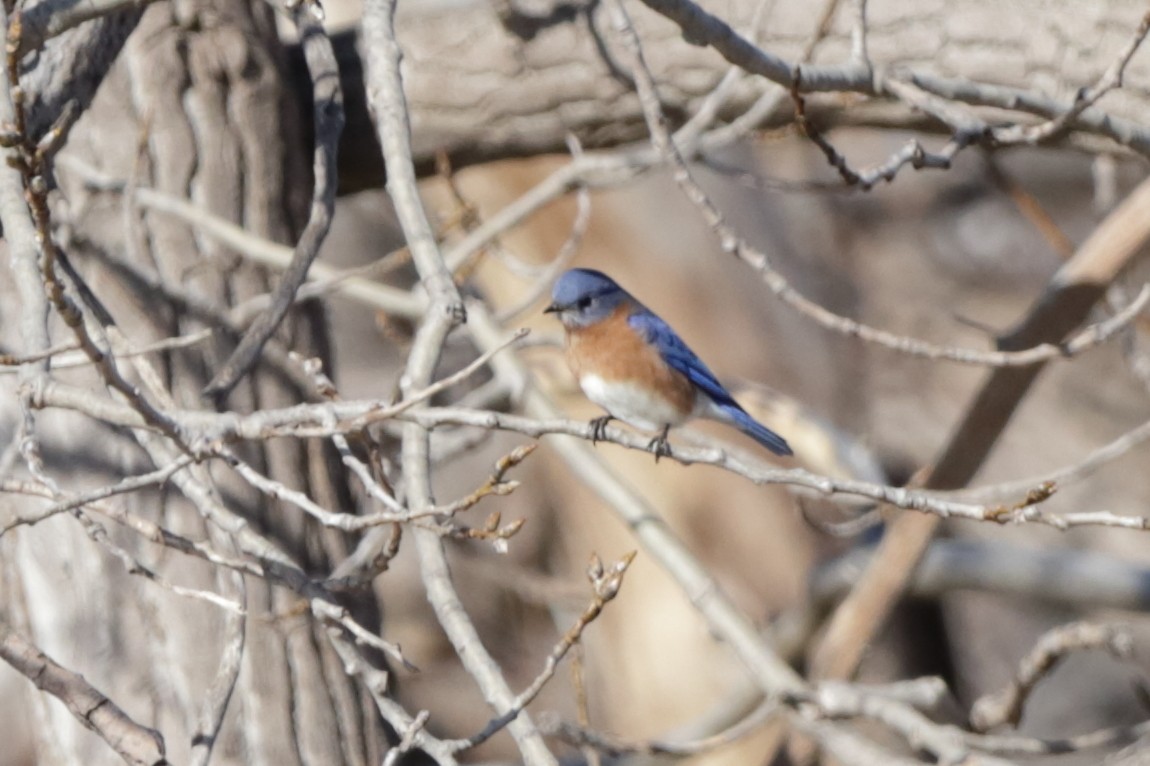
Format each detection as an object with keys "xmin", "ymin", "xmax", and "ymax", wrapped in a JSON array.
[{"xmin": 544, "ymin": 268, "xmax": 792, "ymax": 460}]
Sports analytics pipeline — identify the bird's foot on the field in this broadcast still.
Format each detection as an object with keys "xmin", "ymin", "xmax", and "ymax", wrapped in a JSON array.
[
  {"xmin": 648, "ymin": 425, "xmax": 672, "ymax": 462},
  {"xmin": 589, "ymin": 415, "xmax": 615, "ymax": 443}
]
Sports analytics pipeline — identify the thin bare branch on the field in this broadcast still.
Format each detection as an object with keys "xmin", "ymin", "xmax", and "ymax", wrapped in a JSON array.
[
  {"xmin": 189, "ymin": 568, "xmax": 246, "ymax": 766},
  {"xmin": 55, "ymin": 156, "xmax": 426, "ymax": 319},
  {"xmin": 789, "ymin": 683, "xmax": 1016, "ymax": 766},
  {"xmin": 323, "ymin": 624, "xmax": 460, "ymax": 766},
  {"xmin": 0, "ymin": 330, "xmax": 212, "ymax": 375},
  {"xmin": 361, "ymin": 0, "xmax": 552, "ymax": 760},
  {"xmin": 452, "ymin": 551, "xmax": 636, "ymax": 752},
  {"xmin": 59, "ymin": 500, "xmax": 248, "ymax": 614},
  {"xmin": 0, "ymin": 626, "xmax": 169, "ymax": 766},
  {"xmin": 204, "ymin": 1, "xmax": 344, "ymax": 400},
  {"xmin": 962, "ymin": 719, "xmax": 1150, "ymax": 757},
  {"xmin": 382, "ymin": 710, "xmax": 431, "ymax": 766},
  {"xmin": 17, "ymin": 0, "xmax": 155, "ymax": 57},
  {"xmin": 0, "ymin": 456, "xmax": 195, "ymax": 533},
  {"xmin": 970, "ymin": 622, "xmax": 1134, "ymax": 731},
  {"xmin": 989, "ymin": 11, "xmax": 1150, "ymax": 146},
  {"xmin": 497, "ymin": 137, "xmax": 592, "ymax": 322}
]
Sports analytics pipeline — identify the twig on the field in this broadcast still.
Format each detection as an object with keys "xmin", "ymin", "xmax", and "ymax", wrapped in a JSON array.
[
  {"xmin": 189, "ymin": 567, "xmax": 246, "ymax": 766},
  {"xmin": 0, "ymin": 339, "xmax": 79, "ymax": 366},
  {"xmin": 701, "ymin": 0, "xmax": 842, "ymax": 149},
  {"xmin": 204, "ymin": 0, "xmax": 344, "ymax": 400},
  {"xmin": 223, "ymin": 440, "xmax": 527, "ymax": 533},
  {"xmin": 0, "ymin": 0, "xmax": 52, "ymax": 498},
  {"xmin": 16, "ymin": 0, "xmax": 157, "ymax": 58},
  {"xmin": 55, "ymin": 156, "xmax": 426, "ymax": 319},
  {"xmin": 0, "ymin": 455, "xmax": 195, "ymax": 533},
  {"xmin": 221, "ymin": 449, "xmax": 403, "ymax": 530},
  {"xmin": 452, "ymin": 551, "xmax": 636, "ymax": 752},
  {"xmin": 497, "ymin": 135, "xmax": 592, "ymax": 322},
  {"xmin": 795, "ymin": 78, "xmax": 972, "ymax": 190},
  {"xmin": 0, "ymin": 329, "xmax": 212, "ymax": 375},
  {"xmin": 989, "ymin": 11, "xmax": 1150, "ymax": 146},
  {"xmin": 310, "ymin": 599, "xmax": 416, "ymax": 672},
  {"xmin": 228, "ymin": 248, "xmax": 411, "ymax": 326},
  {"xmin": 962, "ymin": 719, "xmax": 1150, "ymax": 757},
  {"xmin": 323, "ymin": 625, "xmax": 460, "ymax": 766},
  {"xmin": 908, "ymin": 70, "xmax": 1150, "ymax": 155},
  {"xmin": 294, "ymin": 354, "xmax": 407, "ymax": 515},
  {"xmin": 788, "ymin": 683, "xmax": 1015, "ymax": 766},
  {"xmin": 382, "ymin": 710, "xmax": 431, "ymax": 766},
  {"xmin": 631, "ymin": 0, "xmax": 869, "ymax": 92},
  {"xmin": 20, "ymin": 486, "xmax": 267, "ymax": 579},
  {"xmin": 431, "ymin": 443, "xmax": 536, "ymax": 518},
  {"xmin": 970, "ymin": 622, "xmax": 1134, "ymax": 731},
  {"xmin": 62, "ymin": 500, "xmax": 248, "ymax": 614},
  {"xmin": 671, "ymin": 0, "xmax": 784, "ymax": 146}
]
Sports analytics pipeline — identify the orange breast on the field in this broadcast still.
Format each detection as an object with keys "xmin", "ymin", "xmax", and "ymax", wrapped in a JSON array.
[{"xmin": 565, "ymin": 305, "xmax": 696, "ymax": 414}]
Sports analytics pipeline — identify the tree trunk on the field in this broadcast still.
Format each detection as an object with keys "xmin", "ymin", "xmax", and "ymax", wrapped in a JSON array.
[{"xmin": 3, "ymin": 0, "xmax": 387, "ymax": 762}]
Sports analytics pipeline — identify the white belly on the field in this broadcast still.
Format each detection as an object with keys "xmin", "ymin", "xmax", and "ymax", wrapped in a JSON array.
[{"xmin": 579, "ymin": 374, "xmax": 694, "ymax": 432}]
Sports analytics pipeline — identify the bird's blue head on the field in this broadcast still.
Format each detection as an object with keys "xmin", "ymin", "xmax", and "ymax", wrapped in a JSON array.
[{"xmin": 544, "ymin": 268, "xmax": 630, "ymax": 329}]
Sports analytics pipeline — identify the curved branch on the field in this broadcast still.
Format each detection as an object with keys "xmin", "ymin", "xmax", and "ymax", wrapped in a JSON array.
[
  {"xmin": 204, "ymin": 4, "xmax": 345, "ymax": 400},
  {"xmin": 0, "ymin": 627, "xmax": 169, "ymax": 766}
]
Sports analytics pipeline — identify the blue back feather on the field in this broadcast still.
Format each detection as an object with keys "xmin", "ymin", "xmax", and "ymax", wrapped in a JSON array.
[
  {"xmin": 627, "ymin": 310, "xmax": 737, "ymax": 409},
  {"xmin": 628, "ymin": 309, "xmax": 792, "ymax": 456}
]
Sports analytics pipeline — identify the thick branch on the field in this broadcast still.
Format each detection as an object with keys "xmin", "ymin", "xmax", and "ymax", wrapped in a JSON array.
[
  {"xmin": 285, "ymin": 0, "xmax": 1150, "ymax": 190},
  {"xmin": 0, "ymin": 626, "xmax": 169, "ymax": 766}
]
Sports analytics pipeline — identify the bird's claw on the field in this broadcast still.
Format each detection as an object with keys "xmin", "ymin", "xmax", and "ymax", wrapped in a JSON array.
[
  {"xmin": 648, "ymin": 426, "xmax": 672, "ymax": 462},
  {"xmin": 589, "ymin": 415, "xmax": 614, "ymax": 443}
]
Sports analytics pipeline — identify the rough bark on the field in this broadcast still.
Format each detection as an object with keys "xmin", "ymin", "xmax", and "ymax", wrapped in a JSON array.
[{"xmin": 2, "ymin": 0, "xmax": 387, "ymax": 763}]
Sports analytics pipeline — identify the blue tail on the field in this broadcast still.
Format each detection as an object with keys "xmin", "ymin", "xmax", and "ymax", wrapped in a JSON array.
[{"xmin": 727, "ymin": 406, "xmax": 792, "ymax": 456}]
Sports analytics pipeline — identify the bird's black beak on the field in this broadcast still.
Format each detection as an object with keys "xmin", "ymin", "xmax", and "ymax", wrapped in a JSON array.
[{"xmin": 543, "ymin": 302, "xmax": 562, "ymax": 314}]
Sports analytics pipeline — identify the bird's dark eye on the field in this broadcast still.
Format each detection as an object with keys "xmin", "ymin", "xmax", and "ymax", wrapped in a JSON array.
[{"xmin": 576, "ymin": 296, "xmax": 593, "ymax": 310}]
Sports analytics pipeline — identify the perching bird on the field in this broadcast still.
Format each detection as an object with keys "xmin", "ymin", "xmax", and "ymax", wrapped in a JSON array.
[{"xmin": 544, "ymin": 268, "xmax": 792, "ymax": 460}]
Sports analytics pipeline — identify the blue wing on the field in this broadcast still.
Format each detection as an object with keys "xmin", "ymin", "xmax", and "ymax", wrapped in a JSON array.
[
  {"xmin": 627, "ymin": 309, "xmax": 738, "ymax": 408},
  {"xmin": 628, "ymin": 308, "xmax": 793, "ymax": 456}
]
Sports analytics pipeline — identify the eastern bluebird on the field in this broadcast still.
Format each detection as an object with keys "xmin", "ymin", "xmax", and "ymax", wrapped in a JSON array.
[{"xmin": 544, "ymin": 268, "xmax": 792, "ymax": 460}]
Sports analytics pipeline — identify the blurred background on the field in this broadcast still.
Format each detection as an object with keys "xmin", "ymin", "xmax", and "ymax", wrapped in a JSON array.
[{"xmin": 324, "ymin": 132, "xmax": 1150, "ymax": 762}]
